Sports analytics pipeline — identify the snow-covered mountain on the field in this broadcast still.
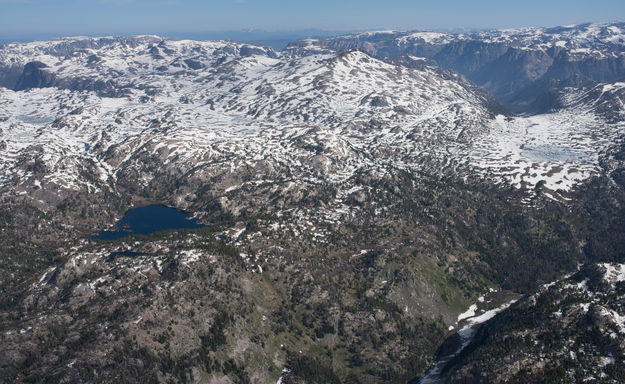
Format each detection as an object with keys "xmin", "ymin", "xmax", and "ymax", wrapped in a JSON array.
[
  {"xmin": 0, "ymin": 37, "xmax": 487, "ymax": 212},
  {"xmin": 0, "ymin": 32, "xmax": 623, "ymax": 212},
  {"xmin": 323, "ymin": 22, "xmax": 625, "ymax": 53},
  {"xmin": 311, "ymin": 22, "xmax": 625, "ymax": 110}
]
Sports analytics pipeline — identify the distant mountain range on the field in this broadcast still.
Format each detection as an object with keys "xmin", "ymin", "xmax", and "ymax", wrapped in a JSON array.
[
  {"xmin": 306, "ymin": 22, "xmax": 625, "ymax": 113},
  {"xmin": 0, "ymin": 29, "xmax": 361, "ymax": 51}
]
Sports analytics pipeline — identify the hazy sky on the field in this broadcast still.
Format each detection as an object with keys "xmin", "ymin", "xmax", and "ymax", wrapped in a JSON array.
[{"xmin": 1, "ymin": 0, "xmax": 624, "ymax": 37}]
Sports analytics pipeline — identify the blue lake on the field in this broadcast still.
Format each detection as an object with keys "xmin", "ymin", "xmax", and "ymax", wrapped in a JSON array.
[{"xmin": 95, "ymin": 204, "xmax": 205, "ymax": 241}]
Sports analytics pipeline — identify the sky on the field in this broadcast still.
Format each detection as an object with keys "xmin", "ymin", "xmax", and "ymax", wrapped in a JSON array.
[{"xmin": 0, "ymin": 0, "xmax": 624, "ymax": 40}]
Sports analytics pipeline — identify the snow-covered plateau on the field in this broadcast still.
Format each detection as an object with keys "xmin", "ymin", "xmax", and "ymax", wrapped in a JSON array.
[{"xmin": 0, "ymin": 31, "xmax": 623, "ymax": 208}]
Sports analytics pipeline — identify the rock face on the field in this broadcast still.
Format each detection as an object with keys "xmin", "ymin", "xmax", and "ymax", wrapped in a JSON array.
[
  {"xmin": 14, "ymin": 61, "xmax": 56, "ymax": 90},
  {"xmin": 0, "ymin": 64, "xmax": 23, "ymax": 89}
]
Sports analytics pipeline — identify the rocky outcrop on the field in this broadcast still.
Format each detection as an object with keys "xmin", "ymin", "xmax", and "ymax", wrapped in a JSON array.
[
  {"xmin": 419, "ymin": 263, "xmax": 625, "ymax": 383},
  {"xmin": 14, "ymin": 61, "xmax": 56, "ymax": 90}
]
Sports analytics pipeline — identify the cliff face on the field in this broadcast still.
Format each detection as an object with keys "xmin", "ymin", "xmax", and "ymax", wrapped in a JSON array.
[{"xmin": 14, "ymin": 61, "xmax": 56, "ymax": 90}]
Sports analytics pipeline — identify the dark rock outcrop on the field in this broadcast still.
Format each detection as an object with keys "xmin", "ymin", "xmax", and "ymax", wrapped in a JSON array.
[{"xmin": 14, "ymin": 61, "xmax": 56, "ymax": 90}]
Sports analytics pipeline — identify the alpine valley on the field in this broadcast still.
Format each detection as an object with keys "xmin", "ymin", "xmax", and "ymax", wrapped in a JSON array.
[{"xmin": 1, "ymin": 22, "xmax": 625, "ymax": 383}]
